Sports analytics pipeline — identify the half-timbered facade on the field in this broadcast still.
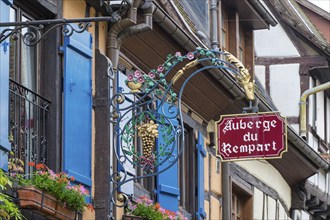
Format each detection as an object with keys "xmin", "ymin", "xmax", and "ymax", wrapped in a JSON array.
[{"xmin": 1, "ymin": 0, "xmax": 329, "ymax": 220}]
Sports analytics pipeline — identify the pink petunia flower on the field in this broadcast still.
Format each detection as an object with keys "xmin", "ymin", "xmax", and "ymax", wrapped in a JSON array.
[{"xmin": 159, "ymin": 207, "xmax": 166, "ymax": 214}]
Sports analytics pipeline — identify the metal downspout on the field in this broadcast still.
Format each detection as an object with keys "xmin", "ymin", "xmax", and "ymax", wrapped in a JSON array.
[
  {"xmin": 299, "ymin": 81, "xmax": 330, "ymax": 138},
  {"xmin": 106, "ymin": 0, "xmax": 140, "ymax": 71},
  {"xmin": 210, "ymin": 0, "xmax": 231, "ymax": 219},
  {"xmin": 210, "ymin": 0, "xmax": 219, "ymax": 50},
  {"xmin": 209, "ymin": 0, "xmax": 231, "ymax": 218},
  {"xmin": 117, "ymin": 4, "xmax": 154, "ymax": 47}
]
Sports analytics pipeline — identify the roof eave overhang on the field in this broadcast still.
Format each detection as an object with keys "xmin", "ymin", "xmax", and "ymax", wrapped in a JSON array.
[
  {"xmin": 224, "ymin": 0, "xmax": 277, "ymax": 30},
  {"xmin": 122, "ymin": 1, "xmax": 327, "ymax": 186}
]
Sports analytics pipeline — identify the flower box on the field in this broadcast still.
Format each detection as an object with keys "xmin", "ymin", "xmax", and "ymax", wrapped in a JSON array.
[
  {"xmin": 126, "ymin": 196, "xmax": 187, "ymax": 220},
  {"xmin": 54, "ymin": 204, "xmax": 76, "ymax": 220},
  {"xmin": 17, "ymin": 186, "xmax": 57, "ymax": 216},
  {"xmin": 17, "ymin": 186, "xmax": 77, "ymax": 220},
  {"xmin": 122, "ymin": 215, "xmax": 144, "ymax": 220}
]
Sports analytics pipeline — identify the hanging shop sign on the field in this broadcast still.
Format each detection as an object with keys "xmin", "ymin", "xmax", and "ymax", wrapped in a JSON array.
[{"xmin": 215, "ymin": 112, "xmax": 287, "ymax": 161}]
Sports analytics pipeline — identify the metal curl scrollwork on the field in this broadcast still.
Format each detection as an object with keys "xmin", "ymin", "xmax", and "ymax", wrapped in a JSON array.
[
  {"xmin": 109, "ymin": 47, "xmax": 256, "ymax": 210},
  {"xmin": 62, "ymin": 22, "xmax": 92, "ymax": 36},
  {"xmin": 0, "ymin": 21, "xmax": 92, "ymax": 46}
]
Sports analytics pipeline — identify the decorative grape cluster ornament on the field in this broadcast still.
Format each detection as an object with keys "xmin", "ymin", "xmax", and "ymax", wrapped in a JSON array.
[{"xmin": 137, "ymin": 120, "xmax": 159, "ymax": 157}]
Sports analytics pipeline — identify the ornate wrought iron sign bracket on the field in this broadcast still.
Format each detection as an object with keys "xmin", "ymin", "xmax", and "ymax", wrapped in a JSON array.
[
  {"xmin": 109, "ymin": 47, "xmax": 258, "ymax": 210},
  {"xmin": 0, "ymin": 16, "xmax": 115, "ymax": 46}
]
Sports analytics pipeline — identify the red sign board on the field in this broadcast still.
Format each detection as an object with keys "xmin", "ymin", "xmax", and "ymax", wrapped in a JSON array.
[{"xmin": 216, "ymin": 112, "xmax": 287, "ymax": 161}]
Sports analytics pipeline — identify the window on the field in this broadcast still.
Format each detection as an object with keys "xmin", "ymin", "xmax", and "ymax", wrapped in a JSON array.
[
  {"xmin": 232, "ymin": 194, "xmax": 242, "ymax": 220},
  {"xmin": 310, "ymin": 77, "xmax": 329, "ymax": 153},
  {"xmin": 9, "ymin": 5, "xmax": 39, "ymax": 91},
  {"xmin": 239, "ymin": 24, "xmax": 246, "ymax": 64},
  {"xmin": 221, "ymin": 5, "xmax": 228, "ymax": 50},
  {"xmin": 119, "ymin": 67, "xmax": 156, "ymax": 197},
  {"xmin": 118, "ymin": 69, "xmax": 137, "ymax": 195},
  {"xmin": 326, "ymin": 96, "xmax": 329, "ymax": 146},
  {"xmin": 8, "ymin": 4, "xmax": 47, "ymax": 175},
  {"xmin": 177, "ymin": 0, "xmax": 209, "ymax": 39},
  {"xmin": 179, "ymin": 125, "xmax": 196, "ymax": 213},
  {"xmin": 232, "ymin": 181, "xmax": 253, "ymax": 220},
  {"xmin": 221, "ymin": 3, "xmax": 255, "ymax": 70}
]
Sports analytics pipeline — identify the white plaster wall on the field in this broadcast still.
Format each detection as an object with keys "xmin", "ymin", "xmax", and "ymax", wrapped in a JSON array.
[
  {"xmin": 308, "ymin": 173, "xmax": 318, "ymax": 187},
  {"xmin": 307, "ymin": 133, "xmax": 318, "ymax": 151},
  {"xmin": 253, "ymin": 187, "xmax": 289, "ymax": 219},
  {"xmin": 269, "ymin": 64, "xmax": 301, "ymax": 117},
  {"xmin": 290, "ymin": 124, "xmax": 300, "ymax": 135},
  {"xmin": 292, "ymin": 210, "xmax": 301, "ymax": 220},
  {"xmin": 301, "ymin": 210, "xmax": 311, "ymax": 220},
  {"xmin": 235, "ymin": 160, "xmax": 291, "ymax": 208},
  {"xmin": 255, "ymin": 65, "xmax": 266, "ymax": 88},
  {"xmin": 308, "ymin": 79, "xmax": 315, "ymax": 139},
  {"xmin": 316, "ymin": 90, "xmax": 325, "ymax": 140},
  {"xmin": 307, "ymin": 171, "xmax": 328, "ymax": 196},
  {"xmin": 325, "ymin": 173, "xmax": 330, "ymax": 193},
  {"xmin": 254, "ymin": 24, "xmax": 300, "ymax": 57},
  {"xmin": 279, "ymin": 204, "xmax": 289, "ymax": 220},
  {"xmin": 267, "ymin": 196, "xmax": 276, "ymax": 220},
  {"xmin": 253, "ymin": 188, "xmax": 264, "ymax": 220},
  {"xmin": 317, "ymin": 169, "xmax": 326, "ymax": 192}
]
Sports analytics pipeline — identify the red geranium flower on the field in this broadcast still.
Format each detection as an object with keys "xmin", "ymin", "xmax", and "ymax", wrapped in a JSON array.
[
  {"xmin": 27, "ymin": 161, "xmax": 35, "ymax": 167},
  {"xmin": 35, "ymin": 163, "xmax": 45, "ymax": 170}
]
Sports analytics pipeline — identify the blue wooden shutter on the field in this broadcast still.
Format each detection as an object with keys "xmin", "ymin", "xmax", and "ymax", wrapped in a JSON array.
[
  {"xmin": 63, "ymin": 26, "xmax": 92, "ymax": 189},
  {"xmin": 196, "ymin": 131, "xmax": 206, "ymax": 219},
  {"xmin": 156, "ymin": 102, "xmax": 179, "ymax": 212},
  {"xmin": 0, "ymin": 0, "xmax": 13, "ymax": 170}
]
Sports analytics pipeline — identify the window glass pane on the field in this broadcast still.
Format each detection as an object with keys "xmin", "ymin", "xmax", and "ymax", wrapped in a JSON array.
[
  {"xmin": 178, "ymin": 0, "xmax": 209, "ymax": 38},
  {"xmin": 239, "ymin": 25, "xmax": 245, "ymax": 63},
  {"xmin": 21, "ymin": 15, "xmax": 37, "ymax": 91},
  {"xmin": 237, "ymin": 199, "xmax": 241, "ymax": 213},
  {"xmin": 9, "ymin": 7, "xmax": 17, "ymax": 81},
  {"xmin": 221, "ymin": 7, "xmax": 228, "ymax": 49},
  {"xmin": 179, "ymin": 126, "xmax": 195, "ymax": 212},
  {"xmin": 117, "ymin": 70, "xmax": 135, "ymax": 195}
]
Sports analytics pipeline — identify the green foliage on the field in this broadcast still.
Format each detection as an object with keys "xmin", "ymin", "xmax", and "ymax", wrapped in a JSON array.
[
  {"xmin": 0, "ymin": 169, "xmax": 24, "ymax": 220},
  {"xmin": 16, "ymin": 163, "xmax": 93, "ymax": 213},
  {"xmin": 131, "ymin": 203, "xmax": 163, "ymax": 220},
  {"xmin": 8, "ymin": 157, "xmax": 24, "ymax": 173},
  {"xmin": 126, "ymin": 196, "xmax": 187, "ymax": 220}
]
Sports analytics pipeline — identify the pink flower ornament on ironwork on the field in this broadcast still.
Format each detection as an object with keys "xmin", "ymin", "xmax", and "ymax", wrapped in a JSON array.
[
  {"xmin": 148, "ymin": 71, "xmax": 156, "ymax": 79},
  {"xmin": 127, "ymin": 74, "xmax": 134, "ymax": 82},
  {"xmin": 186, "ymin": 52, "xmax": 195, "ymax": 60},
  {"xmin": 157, "ymin": 65, "xmax": 164, "ymax": 73},
  {"xmin": 125, "ymin": 70, "xmax": 147, "ymax": 93},
  {"xmin": 126, "ymin": 70, "xmax": 144, "ymax": 83},
  {"xmin": 175, "ymin": 52, "xmax": 182, "ymax": 57}
]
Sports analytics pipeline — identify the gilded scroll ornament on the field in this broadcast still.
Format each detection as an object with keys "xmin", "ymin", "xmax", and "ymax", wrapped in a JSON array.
[{"xmin": 224, "ymin": 51, "xmax": 255, "ymax": 101}]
